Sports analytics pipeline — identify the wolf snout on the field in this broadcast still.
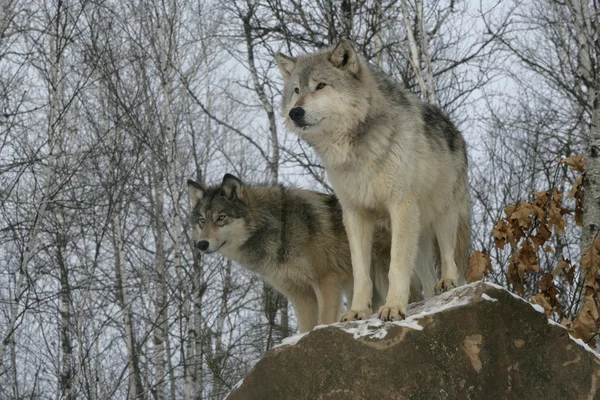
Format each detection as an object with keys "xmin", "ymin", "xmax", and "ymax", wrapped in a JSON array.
[
  {"xmin": 196, "ymin": 240, "xmax": 209, "ymax": 252},
  {"xmin": 289, "ymin": 107, "xmax": 305, "ymax": 122}
]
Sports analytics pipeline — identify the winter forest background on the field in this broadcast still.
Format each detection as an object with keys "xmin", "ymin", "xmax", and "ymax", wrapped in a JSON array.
[{"xmin": 1, "ymin": 0, "xmax": 599, "ymax": 399}]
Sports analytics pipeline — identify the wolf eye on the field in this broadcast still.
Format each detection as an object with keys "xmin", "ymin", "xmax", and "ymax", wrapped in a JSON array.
[
  {"xmin": 316, "ymin": 83, "xmax": 326, "ymax": 90},
  {"xmin": 199, "ymin": 217, "xmax": 205, "ymax": 224},
  {"xmin": 294, "ymin": 87, "xmax": 299, "ymax": 94},
  {"xmin": 217, "ymin": 214, "xmax": 226, "ymax": 221}
]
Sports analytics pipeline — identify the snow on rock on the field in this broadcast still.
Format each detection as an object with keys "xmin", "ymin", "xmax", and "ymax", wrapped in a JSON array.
[
  {"xmin": 531, "ymin": 303, "xmax": 546, "ymax": 313},
  {"xmin": 481, "ymin": 293, "xmax": 498, "ymax": 302},
  {"xmin": 273, "ymin": 331, "xmax": 309, "ymax": 348},
  {"xmin": 478, "ymin": 282, "xmax": 600, "ymax": 358},
  {"xmin": 273, "ymin": 281, "xmax": 600, "ymax": 362},
  {"xmin": 547, "ymin": 318, "xmax": 600, "ymax": 360}
]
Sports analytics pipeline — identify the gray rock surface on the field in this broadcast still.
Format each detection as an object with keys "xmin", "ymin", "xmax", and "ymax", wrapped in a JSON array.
[{"xmin": 226, "ymin": 282, "xmax": 600, "ymax": 400}]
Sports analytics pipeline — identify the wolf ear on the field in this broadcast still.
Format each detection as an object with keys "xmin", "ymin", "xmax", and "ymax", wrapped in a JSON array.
[
  {"xmin": 329, "ymin": 38, "xmax": 360, "ymax": 75},
  {"xmin": 221, "ymin": 173, "xmax": 246, "ymax": 202},
  {"xmin": 275, "ymin": 52, "xmax": 297, "ymax": 79},
  {"xmin": 187, "ymin": 179, "xmax": 207, "ymax": 208}
]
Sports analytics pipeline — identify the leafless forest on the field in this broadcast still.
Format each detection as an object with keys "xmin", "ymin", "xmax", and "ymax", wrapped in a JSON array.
[{"xmin": 1, "ymin": 0, "xmax": 598, "ymax": 399}]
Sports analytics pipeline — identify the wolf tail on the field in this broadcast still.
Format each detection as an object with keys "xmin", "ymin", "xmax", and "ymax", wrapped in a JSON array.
[{"xmin": 455, "ymin": 205, "xmax": 471, "ymax": 285}]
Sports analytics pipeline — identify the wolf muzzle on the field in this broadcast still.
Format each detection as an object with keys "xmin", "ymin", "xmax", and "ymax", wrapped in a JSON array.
[{"xmin": 289, "ymin": 107, "xmax": 305, "ymax": 122}]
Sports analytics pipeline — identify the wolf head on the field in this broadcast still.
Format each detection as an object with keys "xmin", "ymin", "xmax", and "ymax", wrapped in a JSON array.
[
  {"xmin": 275, "ymin": 38, "xmax": 371, "ymax": 143},
  {"xmin": 187, "ymin": 174, "xmax": 249, "ymax": 255}
]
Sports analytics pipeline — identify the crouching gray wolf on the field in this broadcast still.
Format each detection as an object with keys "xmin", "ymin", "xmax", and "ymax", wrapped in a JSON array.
[
  {"xmin": 187, "ymin": 174, "xmax": 428, "ymax": 332},
  {"xmin": 275, "ymin": 38, "xmax": 471, "ymax": 322}
]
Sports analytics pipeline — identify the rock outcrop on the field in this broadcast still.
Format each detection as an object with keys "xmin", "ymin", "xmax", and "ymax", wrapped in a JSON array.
[{"xmin": 226, "ymin": 282, "xmax": 600, "ymax": 400}]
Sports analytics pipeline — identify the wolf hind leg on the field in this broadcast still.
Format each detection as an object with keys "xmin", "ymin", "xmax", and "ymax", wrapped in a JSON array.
[
  {"xmin": 414, "ymin": 233, "xmax": 437, "ymax": 299},
  {"xmin": 433, "ymin": 209, "xmax": 460, "ymax": 295},
  {"xmin": 289, "ymin": 290, "xmax": 319, "ymax": 333},
  {"xmin": 314, "ymin": 276, "xmax": 343, "ymax": 325}
]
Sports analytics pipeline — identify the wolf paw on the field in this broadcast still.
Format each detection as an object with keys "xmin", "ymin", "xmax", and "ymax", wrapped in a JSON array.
[
  {"xmin": 435, "ymin": 278, "xmax": 457, "ymax": 295},
  {"xmin": 340, "ymin": 309, "xmax": 371, "ymax": 322},
  {"xmin": 378, "ymin": 306, "xmax": 406, "ymax": 322}
]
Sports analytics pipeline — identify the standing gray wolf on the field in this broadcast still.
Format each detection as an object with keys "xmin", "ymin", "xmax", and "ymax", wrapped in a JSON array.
[
  {"xmin": 187, "ymin": 174, "xmax": 427, "ymax": 332},
  {"xmin": 275, "ymin": 38, "xmax": 471, "ymax": 322}
]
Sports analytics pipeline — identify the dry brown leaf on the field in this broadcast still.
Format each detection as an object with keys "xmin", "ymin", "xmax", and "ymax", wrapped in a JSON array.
[
  {"xmin": 493, "ymin": 220, "xmax": 508, "ymax": 249},
  {"xmin": 565, "ymin": 266, "xmax": 575, "ymax": 285},
  {"xmin": 511, "ymin": 202, "xmax": 536, "ymax": 228},
  {"xmin": 581, "ymin": 237, "xmax": 600, "ymax": 282},
  {"xmin": 517, "ymin": 241, "xmax": 539, "ymax": 278},
  {"xmin": 568, "ymin": 175, "xmax": 584, "ymax": 199},
  {"xmin": 504, "ymin": 203, "xmax": 517, "ymax": 220},
  {"xmin": 538, "ymin": 272, "xmax": 554, "ymax": 293},
  {"xmin": 532, "ymin": 224, "xmax": 551, "ymax": 249},
  {"xmin": 572, "ymin": 295, "xmax": 600, "ymax": 346},
  {"xmin": 560, "ymin": 317, "xmax": 573, "ymax": 329},
  {"xmin": 467, "ymin": 250, "xmax": 493, "ymax": 283},
  {"xmin": 558, "ymin": 153, "xmax": 586, "ymax": 173},
  {"xmin": 531, "ymin": 293, "xmax": 553, "ymax": 316},
  {"xmin": 548, "ymin": 203, "xmax": 567, "ymax": 234},
  {"xmin": 552, "ymin": 259, "xmax": 571, "ymax": 278}
]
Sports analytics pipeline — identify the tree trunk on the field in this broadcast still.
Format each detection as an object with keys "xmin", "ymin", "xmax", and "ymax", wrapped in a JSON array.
[
  {"xmin": 572, "ymin": 0, "xmax": 599, "ymax": 258},
  {"xmin": 583, "ymin": 90, "xmax": 600, "ymax": 264},
  {"xmin": 214, "ymin": 260, "xmax": 232, "ymax": 396},
  {"xmin": 401, "ymin": 0, "xmax": 428, "ymax": 100},
  {"xmin": 112, "ymin": 214, "xmax": 146, "ymax": 400},
  {"xmin": 152, "ymin": 165, "xmax": 167, "ymax": 400},
  {"xmin": 58, "ymin": 230, "xmax": 73, "ymax": 400},
  {"xmin": 242, "ymin": 4, "xmax": 289, "ymax": 344},
  {"xmin": 416, "ymin": 0, "xmax": 436, "ymax": 104}
]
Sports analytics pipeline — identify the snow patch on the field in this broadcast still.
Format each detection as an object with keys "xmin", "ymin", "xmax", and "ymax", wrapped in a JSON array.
[
  {"xmin": 274, "ymin": 331, "xmax": 309, "ymax": 348},
  {"xmin": 339, "ymin": 317, "xmax": 425, "ymax": 340},
  {"xmin": 481, "ymin": 293, "xmax": 498, "ymax": 302},
  {"xmin": 224, "ymin": 377, "xmax": 244, "ymax": 399},
  {"xmin": 340, "ymin": 319, "xmax": 389, "ymax": 340},
  {"xmin": 531, "ymin": 304, "xmax": 545, "ymax": 314},
  {"xmin": 483, "ymin": 282, "xmax": 526, "ymax": 302},
  {"xmin": 569, "ymin": 336, "xmax": 600, "ymax": 360}
]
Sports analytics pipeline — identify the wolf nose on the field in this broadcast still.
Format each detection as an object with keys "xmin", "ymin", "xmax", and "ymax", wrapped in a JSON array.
[
  {"xmin": 289, "ymin": 107, "xmax": 305, "ymax": 122},
  {"xmin": 197, "ymin": 240, "xmax": 209, "ymax": 252}
]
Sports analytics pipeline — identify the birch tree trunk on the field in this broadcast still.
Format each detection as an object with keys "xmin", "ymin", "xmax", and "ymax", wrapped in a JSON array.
[
  {"xmin": 373, "ymin": 0, "xmax": 383, "ymax": 69},
  {"xmin": 416, "ymin": 0, "xmax": 435, "ymax": 104},
  {"xmin": 58, "ymin": 231, "xmax": 72, "ymax": 400},
  {"xmin": 401, "ymin": 0, "xmax": 429, "ymax": 101},
  {"xmin": 151, "ymin": 0, "xmax": 179, "ymax": 396},
  {"xmin": 193, "ymin": 253, "xmax": 204, "ymax": 400},
  {"xmin": 112, "ymin": 214, "xmax": 146, "ymax": 400},
  {"xmin": 213, "ymin": 260, "xmax": 232, "ymax": 397},
  {"xmin": 583, "ymin": 89, "xmax": 600, "ymax": 265},
  {"xmin": 152, "ymin": 164, "xmax": 167, "ymax": 400},
  {"xmin": 570, "ymin": 0, "xmax": 599, "ymax": 257},
  {"xmin": 241, "ymin": 2, "xmax": 289, "ymax": 343},
  {"xmin": 0, "ymin": 1, "xmax": 61, "ymax": 373}
]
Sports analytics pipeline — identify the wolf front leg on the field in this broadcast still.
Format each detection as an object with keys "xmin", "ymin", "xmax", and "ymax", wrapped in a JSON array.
[
  {"xmin": 433, "ymin": 209, "xmax": 460, "ymax": 294},
  {"xmin": 340, "ymin": 207, "xmax": 375, "ymax": 321},
  {"xmin": 379, "ymin": 199, "xmax": 420, "ymax": 321}
]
